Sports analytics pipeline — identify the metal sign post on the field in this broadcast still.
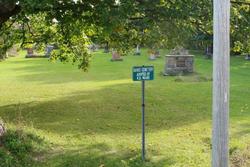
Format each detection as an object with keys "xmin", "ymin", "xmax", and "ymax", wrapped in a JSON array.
[
  {"xmin": 132, "ymin": 66, "xmax": 154, "ymax": 161},
  {"xmin": 142, "ymin": 79, "xmax": 145, "ymax": 161}
]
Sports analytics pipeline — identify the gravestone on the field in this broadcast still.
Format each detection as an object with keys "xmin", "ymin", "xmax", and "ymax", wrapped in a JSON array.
[
  {"xmin": 26, "ymin": 45, "xmax": 52, "ymax": 58},
  {"xmin": 134, "ymin": 45, "xmax": 141, "ymax": 56},
  {"xmin": 205, "ymin": 45, "xmax": 213, "ymax": 59},
  {"xmin": 148, "ymin": 50, "xmax": 160, "ymax": 60},
  {"xmin": 245, "ymin": 54, "xmax": 250, "ymax": 60},
  {"xmin": 155, "ymin": 50, "xmax": 160, "ymax": 58},
  {"xmin": 45, "ymin": 45, "xmax": 54, "ymax": 57},
  {"xmin": 26, "ymin": 48, "xmax": 34, "ymax": 58},
  {"xmin": 149, "ymin": 53, "xmax": 156, "ymax": 60},
  {"xmin": 103, "ymin": 42, "xmax": 109, "ymax": 53},
  {"xmin": 7, "ymin": 45, "xmax": 18, "ymax": 57},
  {"xmin": 164, "ymin": 48, "xmax": 194, "ymax": 75},
  {"xmin": 148, "ymin": 50, "xmax": 156, "ymax": 60},
  {"xmin": 111, "ymin": 51, "xmax": 123, "ymax": 61},
  {"xmin": 89, "ymin": 44, "xmax": 99, "ymax": 52}
]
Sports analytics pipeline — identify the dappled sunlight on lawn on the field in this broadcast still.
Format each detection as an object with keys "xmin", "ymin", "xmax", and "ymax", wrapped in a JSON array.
[{"xmin": 0, "ymin": 52, "xmax": 250, "ymax": 166}]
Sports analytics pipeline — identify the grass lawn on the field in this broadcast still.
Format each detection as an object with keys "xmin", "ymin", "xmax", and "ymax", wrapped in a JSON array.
[{"xmin": 0, "ymin": 49, "xmax": 249, "ymax": 167}]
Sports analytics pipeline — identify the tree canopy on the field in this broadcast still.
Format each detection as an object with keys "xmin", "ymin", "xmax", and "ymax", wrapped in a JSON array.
[{"xmin": 0, "ymin": 0, "xmax": 249, "ymax": 69}]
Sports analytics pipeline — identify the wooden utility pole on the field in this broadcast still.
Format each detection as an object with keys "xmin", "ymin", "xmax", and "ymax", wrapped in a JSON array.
[{"xmin": 212, "ymin": 0, "xmax": 230, "ymax": 167}]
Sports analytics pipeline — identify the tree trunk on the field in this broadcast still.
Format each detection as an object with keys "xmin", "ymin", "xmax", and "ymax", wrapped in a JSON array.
[
  {"xmin": 212, "ymin": 0, "xmax": 230, "ymax": 167},
  {"xmin": 0, "ymin": 3, "xmax": 21, "ymax": 28},
  {"xmin": 104, "ymin": 42, "xmax": 109, "ymax": 53}
]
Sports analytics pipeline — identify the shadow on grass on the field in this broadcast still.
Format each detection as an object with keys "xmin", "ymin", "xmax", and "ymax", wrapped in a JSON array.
[
  {"xmin": 7, "ymin": 59, "xmax": 93, "ymax": 84},
  {"xmin": 5, "ymin": 56, "xmax": 134, "ymax": 84},
  {"xmin": 0, "ymin": 82, "xmax": 211, "ymax": 136},
  {"xmin": 43, "ymin": 143, "xmax": 175, "ymax": 167},
  {"xmin": 4, "ymin": 52, "xmax": 166, "ymax": 84}
]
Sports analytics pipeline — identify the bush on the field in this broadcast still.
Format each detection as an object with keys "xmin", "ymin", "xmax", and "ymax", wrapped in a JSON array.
[{"xmin": 0, "ymin": 130, "xmax": 45, "ymax": 167}]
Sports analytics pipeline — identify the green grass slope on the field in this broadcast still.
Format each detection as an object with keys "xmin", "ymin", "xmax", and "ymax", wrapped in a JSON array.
[{"xmin": 0, "ymin": 50, "xmax": 249, "ymax": 166}]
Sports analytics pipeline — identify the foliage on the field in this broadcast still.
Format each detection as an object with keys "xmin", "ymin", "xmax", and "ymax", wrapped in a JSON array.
[
  {"xmin": 0, "ymin": 22, "xmax": 19, "ymax": 59},
  {"xmin": 108, "ymin": 25, "xmax": 138, "ymax": 56},
  {"xmin": 0, "ymin": 130, "xmax": 45, "ymax": 167},
  {"xmin": 231, "ymin": 3, "xmax": 250, "ymax": 55},
  {"xmin": 0, "ymin": 0, "xmax": 249, "ymax": 68},
  {"xmin": 0, "ymin": 0, "xmax": 204, "ymax": 68}
]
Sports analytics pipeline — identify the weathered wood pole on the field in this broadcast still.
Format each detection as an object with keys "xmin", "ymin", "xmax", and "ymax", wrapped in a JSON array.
[{"xmin": 212, "ymin": 0, "xmax": 230, "ymax": 167}]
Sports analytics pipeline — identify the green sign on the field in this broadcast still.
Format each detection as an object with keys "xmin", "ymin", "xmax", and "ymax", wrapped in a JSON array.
[{"xmin": 133, "ymin": 66, "xmax": 154, "ymax": 81}]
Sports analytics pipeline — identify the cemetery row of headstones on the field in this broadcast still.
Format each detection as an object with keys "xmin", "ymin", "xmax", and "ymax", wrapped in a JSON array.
[
  {"xmin": 110, "ymin": 48, "xmax": 161, "ymax": 61},
  {"xmin": 25, "ymin": 45, "xmax": 55, "ymax": 58},
  {"xmin": 22, "ymin": 42, "xmax": 249, "ymax": 69},
  {"xmin": 108, "ymin": 45, "xmax": 195, "ymax": 76}
]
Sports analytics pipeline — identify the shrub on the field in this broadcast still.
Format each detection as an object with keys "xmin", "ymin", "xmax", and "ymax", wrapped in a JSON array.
[{"xmin": 0, "ymin": 130, "xmax": 45, "ymax": 167}]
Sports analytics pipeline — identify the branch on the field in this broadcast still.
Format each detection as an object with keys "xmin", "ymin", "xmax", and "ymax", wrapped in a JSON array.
[
  {"xmin": 20, "ymin": 22, "xmax": 26, "ymax": 47},
  {"xmin": 0, "ymin": 17, "xmax": 17, "ymax": 35},
  {"xmin": 231, "ymin": 0, "xmax": 250, "ymax": 5},
  {"xmin": 0, "ymin": 4, "xmax": 21, "ymax": 28}
]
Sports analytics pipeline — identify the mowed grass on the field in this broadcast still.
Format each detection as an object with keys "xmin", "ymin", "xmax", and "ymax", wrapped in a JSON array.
[{"xmin": 0, "ymin": 50, "xmax": 249, "ymax": 167}]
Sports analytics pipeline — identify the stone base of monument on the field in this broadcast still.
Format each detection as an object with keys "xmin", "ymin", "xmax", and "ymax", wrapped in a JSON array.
[
  {"xmin": 25, "ymin": 54, "xmax": 47, "ymax": 58},
  {"xmin": 164, "ymin": 55, "xmax": 194, "ymax": 76},
  {"xmin": 134, "ymin": 52, "xmax": 141, "ymax": 56},
  {"xmin": 111, "ymin": 58, "xmax": 123, "ymax": 61}
]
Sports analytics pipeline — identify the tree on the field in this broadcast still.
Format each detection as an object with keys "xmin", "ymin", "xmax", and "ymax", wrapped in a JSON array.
[
  {"xmin": 0, "ymin": 0, "xmax": 142, "ymax": 68},
  {"xmin": 1, "ymin": 0, "xmax": 248, "ymax": 69},
  {"xmin": 231, "ymin": 2, "xmax": 250, "ymax": 55}
]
